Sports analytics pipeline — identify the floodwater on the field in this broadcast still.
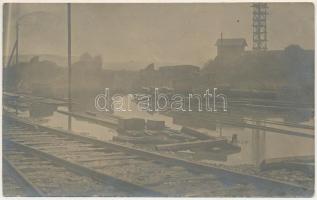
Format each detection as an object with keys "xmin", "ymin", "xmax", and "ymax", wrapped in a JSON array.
[
  {"xmin": 14, "ymin": 98, "xmax": 314, "ymax": 166},
  {"xmin": 14, "ymin": 106, "xmax": 117, "ymax": 141},
  {"xmin": 106, "ymin": 97, "xmax": 314, "ymax": 165}
]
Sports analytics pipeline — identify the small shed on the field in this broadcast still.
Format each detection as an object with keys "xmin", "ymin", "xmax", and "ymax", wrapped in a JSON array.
[
  {"xmin": 118, "ymin": 118, "xmax": 145, "ymax": 131},
  {"xmin": 215, "ymin": 38, "xmax": 247, "ymax": 59}
]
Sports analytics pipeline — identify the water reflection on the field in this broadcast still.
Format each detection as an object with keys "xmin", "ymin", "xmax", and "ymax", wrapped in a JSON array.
[
  {"xmin": 29, "ymin": 102, "xmax": 57, "ymax": 118},
  {"xmin": 11, "ymin": 95, "xmax": 314, "ymax": 166},
  {"xmin": 108, "ymin": 97, "xmax": 314, "ymax": 166},
  {"xmin": 20, "ymin": 106, "xmax": 118, "ymax": 141}
]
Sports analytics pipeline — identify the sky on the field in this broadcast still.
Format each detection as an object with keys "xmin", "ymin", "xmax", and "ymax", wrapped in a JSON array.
[{"xmin": 3, "ymin": 3, "xmax": 314, "ymax": 68}]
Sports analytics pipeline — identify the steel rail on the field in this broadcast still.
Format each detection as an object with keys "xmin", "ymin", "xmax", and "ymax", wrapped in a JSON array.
[
  {"xmin": 4, "ymin": 139, "xmax": 163, "ymax": 197},
  {"xmin": 3, "ymin": 113, "xmax": 313, "ymax": 196},
  {"xmin": 3, "ymin": 156, "xmax": 45, "ymax": 196}
]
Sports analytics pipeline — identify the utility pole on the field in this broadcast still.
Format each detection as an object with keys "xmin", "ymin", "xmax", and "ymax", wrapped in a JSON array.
[
  {"xmin": 12, "ymin": 10, "xmax": 53, "ymax": 66},
  {"xmin": 16, "ymin": 23, "xmax": 19, "ymax": 64},
  {"xmin": 67, "ymin": 3, "xmax": 72, "ymax": 131},
  {"xmin": 219, "ymin": 32, "xmax": 223, "ymax": 137},
  {"xmin": 220, "ymin": 32, "xmax": 223, "ymax": 66}
]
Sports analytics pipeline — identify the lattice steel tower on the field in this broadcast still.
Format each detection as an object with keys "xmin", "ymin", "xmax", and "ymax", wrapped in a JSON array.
[{"xmin": 252, "ymin": 3, "xmax": 268, "ymax": 51}]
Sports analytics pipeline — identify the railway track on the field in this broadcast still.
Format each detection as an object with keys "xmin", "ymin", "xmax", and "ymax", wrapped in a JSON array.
[
  {"xmin": 3, "ymin": 147, "xmax": 137, "ymax": 196},
  {"xmin": 3, "ymin": 113, "xmax": 313, "ymax": 197},
  {"xmin": 3, "ymin": 158, "xmax": 38, "ymax": 197},
  {"xmin": 3, "ymin": 122, "xmax": 160, "ymax": 197}
]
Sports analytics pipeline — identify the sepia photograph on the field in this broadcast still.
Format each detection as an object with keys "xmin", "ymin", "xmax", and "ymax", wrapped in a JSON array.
[{"xmin": 2, "ymin": 2, "xmax": 315, "ymax": 197}]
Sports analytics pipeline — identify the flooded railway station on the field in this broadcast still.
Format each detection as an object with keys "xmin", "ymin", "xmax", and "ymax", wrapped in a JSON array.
[{"xmin": 2, "ymin": 2, "xmax": 315, "ymax": 197}]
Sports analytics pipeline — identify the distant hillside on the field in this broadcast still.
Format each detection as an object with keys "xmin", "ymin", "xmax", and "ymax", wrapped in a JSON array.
[
  {"xmin": 3, "ymin": 54, "xmax": 79, "ymax": 67},
  {"xmin": 3, "ymin": 54, "xmax": 182, "ymax": 70}
]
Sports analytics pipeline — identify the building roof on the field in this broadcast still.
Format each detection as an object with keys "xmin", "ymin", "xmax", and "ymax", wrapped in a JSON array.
[
  {"xmin": 158, "ymin": 65, "xmax": 200, "ymax": 72},
  {"xmin": 215, "ymin": 38, "xmax": 247, "ymax": 47}
]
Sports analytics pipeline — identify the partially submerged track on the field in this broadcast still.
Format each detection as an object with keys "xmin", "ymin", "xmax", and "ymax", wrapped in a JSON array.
[
  {"xmin": 3, "ymin": 135, "xmax": 158, "ymax": 196},
  {"xmin": 3, "ymin": 113, "xmax": 314, "ymax": 197}
]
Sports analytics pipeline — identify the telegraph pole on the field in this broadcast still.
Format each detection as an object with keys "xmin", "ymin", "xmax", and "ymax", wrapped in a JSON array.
[
  {"xmin": 13, "ymin": 10, "xmax": 53, "ymax": 66},
  {"xmin": 220, "ymin": 32, "xmax": 223, "ymax": 65},
  {"xmin": 16, "ymin": 23, "xmax": 19, "ymax": 64},
  {"xmin": 218, "ymin": 32, "xmax": 223, "ymax": 137},
  {"xmin": 67, "ymin": 3, "xmax": 72, "ymax": 130}
]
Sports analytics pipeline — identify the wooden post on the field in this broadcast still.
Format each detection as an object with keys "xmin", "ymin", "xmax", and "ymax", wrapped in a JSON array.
[{"xmin": 67, "ymin": 3, "xmax": 72, "ymax": 131}]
